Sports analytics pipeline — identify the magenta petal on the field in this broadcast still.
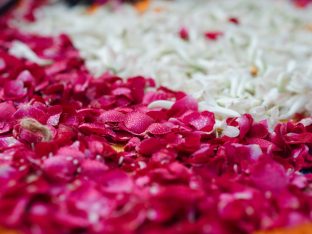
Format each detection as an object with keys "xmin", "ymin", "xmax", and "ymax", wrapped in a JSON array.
[
  {"xmin": 76, "ymin": 108, "xmax": 100, "ymax": 122},
  {"xmin": 123, "ymin": 111, "xmax": 155, "ymax": 134},
  {"xmin": 237, "ymin": 114, "xmax": 253, "ymax": 139},
  {"xmin": 98, "ymin": 110, "xmax": 125, "ymax": 123},
  {"xmin": 284, "ymin": 132, "xmax": 312, "ymax": 144},
  {"xmin": 225, "ymin": 143, "xmax": 263, "ymax": 161},
  {"xmin": 0, "ymin": 58, "xmax": 5, "ymax": 71},
  {"xmin": 13, "ymin": 104, "xmax": 47, "ymax": 124},
  {"xmin": 3, "ymin": 80, "xmax": 28, "ymax": 100},
  {"xmin": 249, "ymin": 120, "xmax": 269, "ymax": 138},
  {"xmin": 0, "ymin": 102, "xmax": 16, "ymax": 121},
  {"xmin": 78, "ymin": 123, "xmax": 109, "ymax": 136},
  {"xmin": 146, "ymin": 123, "xmax": 171, "ymax": 135},
  {"xmin": 290, "ymin": 145, "xmax": 309, "ymax": 170},
  {"xmin": 47, "ymin": 113, "xmax": 61, "ymax": 126},
  {"xmin": 57, "ymin": 146, "xmax": 85, "ymax": 160},
  {"xmin": 228, "ymin": 17, "xmax": 240, "ymax": 25},
  {"xmin": 102, "ymin": 170, "xmax": 133, "ymax": 193},
  {"xmin": 181, "ymin": 132, "xmax": 202, "ymax": 153},
  {"xmin": 112, "ymin": 87, "xmax": 132, "ymax": 98},
  {"xmin": 142, "ymin": 91, "xmax": 171, "ymax": 105},
  {"xmin": 0, "ymin": 136, "xmax": 22, "ymax": 150},
  {"xmin": 290, "ymin": 173, "xmax": 308, "ymax": 189},
  {"xmin": 42, "ymin": 156, "xmax": 78, "ymax": 181},
  {"xmin": 28, "ymin": 203, "xmax": 53, "ymax": 229},
  {"xmin": 1, "ymin": 197, "xmax": 29, "ymax": 226},
  {"xmin": 54, "ymin": 212, "xmax": 89, "ymax": 228},
  {"xmin": 0, "ymin": 164, "xmax": 18, "ymax": 185},
  {"xmin": 246, "ymin": 138, "xmax": 278, "ymax": 152},
  {"xmin": 124, "ymin": 137, "xmax": 141, "ymax": 151},
  {"xmin": 16, "ymin": 70, "xmax": 35, "ymax": 84},
  {"xmin": 127, "ymin": 76, "xmax": 146, "ymax": 103},
  {"xmin": 83, "ymin": 136, "xmax": 116, "ymax": 157},
  {"xmin": 137, "ymin": 137, "xmax": 163, "ymax": 155},
  {"xmin": 189, "ymin": 144, "xmax": 215, "ymax": 163},
  {"xmin": 204, "ymin": 31, "xmax": 223, "ymax": 40},
  {"xmin": 46, "ymin": 105, "xmax": 63, "ymax": 126},
  {"xmin": 0, "ymin": 102, "xmax": 16, "ymax": 134},
  {"xmin": 250, "ymin": 159, "xmax": 288, "ymax": 193},
  {"xmin": 80, "ymin": 159, "xmax": 108, "ymax": 179},
  {"xmin": 169, "ymin": 96, "xmax": 198, "ymax": 117},
  {"xmin": 218, "ymin": 194, "xmax": 248, "ymax": 221},
  {"xmin": 179, "ymin": 27, "xmax": 189, "ymax": 40},
  {"xmin": 67, "ymin": 183, "xmax": 116, "ymax": 222},
  {"xmin": 182, "ymin": 111, "xmax": 215, "ymax": 131},
  {"xmin": 0, "ymin": 123, "xmax": 11, "ymax": 134}
]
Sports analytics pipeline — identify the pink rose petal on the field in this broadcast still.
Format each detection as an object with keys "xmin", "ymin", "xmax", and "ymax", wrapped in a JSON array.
[
  {"xmin": 123, "ymin": 111, "xmax": 155, "ymax": 134},
  {"xmin": 146, "ymin": 123, "xmax": 171, "ymax": 135}
]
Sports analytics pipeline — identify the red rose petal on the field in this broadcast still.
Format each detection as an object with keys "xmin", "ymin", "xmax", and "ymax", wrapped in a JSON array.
[
  {"xmin": 3, "ymin": 80, "xmax": 28, "ymax": 100},
  {"xmin": 42, "ymin": 156, "xmax": 78, "ymax": 181},
  {"xmin": 80, "ymin": 159, "xmax": 108, "ymax": 179},
  {"xmin": 98, "ymin": 110, "xmax": 125, "ymax": 123},
  {"xmin": 250, "ymin": 159, "xmax": 289, "ymax": 193},
  {"xmin": 102, "ymin": 170, "xmax": 133, "ymax": 193},
  {"xmin": 204, "ymin": 31, "xmax": 223, "ymax": 40},
  {"xmin": 137, "ymin": 137, "xmax": 164, "ymax": 155},
  {"xmin": 146, "ymin": 123, "xmax": 171, "ymax": 135},
  {"xmin": 123, "ymin": 111, "xmax": 155, "ymax": 134},
  {"xmin": 179, "ymin": 27, "xmax": 189, "ymax": 40},
  {"xmin": 169, "ymin": 96, "xmax": 198, "ymax": 117},
  {"xmin": 228, "ymin": 17, "xmax": 240, "ymax": 25},
  {"xmin": 182, "ymin": 111, "xmax": 215, "ymax": 132}
]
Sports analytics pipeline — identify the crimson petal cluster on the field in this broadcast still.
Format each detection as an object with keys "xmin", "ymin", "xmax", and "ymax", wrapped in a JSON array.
[{"xmin": 0, "ymin": 17, "xmax": 312, "ymax": 234}]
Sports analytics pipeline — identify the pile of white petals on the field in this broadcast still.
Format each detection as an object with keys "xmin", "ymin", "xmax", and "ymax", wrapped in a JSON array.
[{"xmin": 14, "ymin": 0, "xmax": 312, "ymax": 125}]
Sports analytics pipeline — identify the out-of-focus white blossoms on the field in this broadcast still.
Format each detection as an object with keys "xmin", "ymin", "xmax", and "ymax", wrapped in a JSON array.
[{"xmin": 14, "ymin": 0, "xmax": 312, "ymax": 125}]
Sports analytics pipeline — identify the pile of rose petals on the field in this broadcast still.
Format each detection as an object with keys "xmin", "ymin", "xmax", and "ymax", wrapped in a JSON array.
[{"xmin": 1, "ymin": 8, "xmax": 312, "ymax": 234}]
